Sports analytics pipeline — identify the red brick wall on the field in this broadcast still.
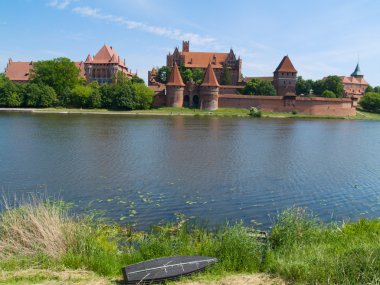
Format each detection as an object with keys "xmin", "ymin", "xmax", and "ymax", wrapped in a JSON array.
[
  {"xmin": 218, "ymin": 94, "xmax": 356, "ymax": 116},
  {"xmin": 152, "ymin": 94, "xmax": 166, "ymax": 108}
]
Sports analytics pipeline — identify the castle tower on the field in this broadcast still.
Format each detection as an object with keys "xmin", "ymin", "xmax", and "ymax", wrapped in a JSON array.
[
  {"xmin": 351, "ymin": 63, "xmax": 364, "ymax": 79},
  {"xmin": 273, "ymin": 55, "xmax": 297, "ymax": 97},
  {"xmin": 166, "ymin": 63, "xmax": 185, "ymax": 107},
  {"xmin": 182, "ymin": 41, "xmax": 189, "ymax": 52},
  {"xmin": 200, "ymin": 63, "xmax": 220, "ymax": 111}
]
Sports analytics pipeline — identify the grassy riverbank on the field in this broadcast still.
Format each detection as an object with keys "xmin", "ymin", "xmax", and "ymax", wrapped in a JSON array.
[
  {"xmin": 1, "ymin": 198, "xmax": 379, "ymax": 284},
  {"xmin": 2, "ymin": 107, "xmax": 380, "ymax": 120}
]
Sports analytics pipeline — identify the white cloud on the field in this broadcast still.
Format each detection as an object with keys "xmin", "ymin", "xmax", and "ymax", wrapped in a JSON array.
[
  {"xmin": 48, "ymin": 0, "xmax": 77, "ymax": 10},
  {"xmin": 72, "ymin": 6, "xmax": 216, "ymax": 46}
]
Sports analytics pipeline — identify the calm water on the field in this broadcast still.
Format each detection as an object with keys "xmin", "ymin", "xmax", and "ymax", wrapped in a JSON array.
[{"xmin": 1, "ymin": 112, "xmax": 380, "ymax": 229}]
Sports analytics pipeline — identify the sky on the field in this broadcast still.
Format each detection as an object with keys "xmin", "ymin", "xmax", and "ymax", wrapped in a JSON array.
[{"xmin": 0, "ymin": 0, "xmax": 379, "ymax": 85}]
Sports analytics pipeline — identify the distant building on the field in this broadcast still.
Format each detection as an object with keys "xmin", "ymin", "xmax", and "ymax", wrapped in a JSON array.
[
  {"xmin": 3, "ymin": 45, "xmax": 133, "ymax": 84},
  {"xmin": 4, "ymin": 59, "xmax": 85, "ymax": 83},
  {"xmin": 340, "ymin": 63, "xmax": 368, "ymax": 98},
  {"xmin": 272, "ymin": 55, "xmax": 297, "ymax": 97},
  {"xmin": 159, "ymin": 41, "xmax": 242, "ymax": 85},
  {"xmin": 84, "ymin": 45, "xmax": 134, "ymax": 84}
]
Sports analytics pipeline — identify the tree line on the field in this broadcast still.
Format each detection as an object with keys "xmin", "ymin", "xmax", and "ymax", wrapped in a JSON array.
[{"xmin": 0, "ymin": 57, "xmax": 153, "ymax": 110}]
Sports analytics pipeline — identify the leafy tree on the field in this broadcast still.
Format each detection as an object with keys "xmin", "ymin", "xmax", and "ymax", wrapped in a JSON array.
[
  {"xmin": 131, "ymin": 83, "xmax": 154, "ymax": 110},
  {"xmin": 70, "ymin": 85, "xmax": 92, "ymax": 108},
  {"xmin": 312, "ymin": 80, "xmax": 325, "ymax": 96},
  {"xmin": 296, "ymin": 76, "xmax": 314, "ymax": 95},
  {"xmin": 130, "ymin": 75, "xmax": 145, "ymax": 84},
  {"xmin": 87, "ymin": 81, "xmax": 102, "ymax": 108},
  {"xmin": 192, "ymin": 68, "xmax": 205, "ymax": 85},
  {"xmin": 324, "ymin": 76, "xmax": 344, "ymax": 98},
  {"xmin": 365, "ymin": 85, "xmax": 374, "ymax": 93},
  {"xmin": 220, "ymin": 64, "xmax": 232, "ymax": 85},
  {"xmin": 22, "ymin": 83, "xmax": 57, "ymax": 107},
  {"xmin": 241, "ymin": 78, "xmax": 276, "ymax": 96},
  {"xmin": 360, "ymin": 92, "xmax": 380, "ymax": 113},
  {"xmin": 322, "ymin": 90, "xmax": 336, "ymax": 98},
  {"xmin": 181, "ymin": 69, "xmax": 193, "ymax": 83},
  {"xmin": 31, "ymin": 57, "xmax": 81, "ymax": 102},
  {"xmin": 374, "ymin": 86, "xmax": 380, "ymax": 93},
  {"xmin": 156, "ymin": 66, "xmax": 172, "ymax": 84},
  {"xmin": 0, "ymin": 78, "xmax": 21, "ymax": 107}
]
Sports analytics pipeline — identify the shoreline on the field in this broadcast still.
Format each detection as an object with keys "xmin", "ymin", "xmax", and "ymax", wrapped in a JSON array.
[{"xmin": 0, "ymin": 107, "xmax": 379, "ymax": 120}]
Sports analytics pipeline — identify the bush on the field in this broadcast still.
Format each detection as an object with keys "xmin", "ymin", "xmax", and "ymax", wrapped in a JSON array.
[
  {"xmin": 360, "ymin": 92, "xmax": 380, "ymax": 113},
  {"xmin": 22, "ymin": 83, "xmax": 57, "ymax": 107},
  {"xmin": 322, "ymin": 90, "xmax": 336, "ymax": 98},
  {"xmin": 249, "ymin": 107, "xmax": 262, "ymax": 117}
]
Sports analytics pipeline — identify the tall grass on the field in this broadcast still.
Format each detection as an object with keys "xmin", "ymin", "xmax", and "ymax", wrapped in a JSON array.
[
  {"xmin": 1, "ymin": 197, "xmax": 380, "ymax": 284},
  {"xmin": 267, "ymin": 207, "xmax": 380, "ymax": 284}
]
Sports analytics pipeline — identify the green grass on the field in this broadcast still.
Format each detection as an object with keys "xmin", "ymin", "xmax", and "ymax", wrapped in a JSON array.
[{"xmin": 1, "ymin": 198, "xmax": 380, "ymax": 284}]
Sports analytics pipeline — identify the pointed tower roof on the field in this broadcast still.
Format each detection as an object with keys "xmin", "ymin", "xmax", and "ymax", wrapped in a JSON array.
[
  {"xmin": 201, "ymin": 62, "xmax": 220, "ymax": 87},
  {"xmin": 351, "ymin": 63, "xmax": 363, "ymax": 77},
  {"xmin": 166, "ymin": 63, "xmax": 185, "ymax": 86},
  {"xmin": 85, "ymin": 54, "xmax": 93, "ymax": 63},
  {"xmin": 275, "ymin": 55, "xmax": 297, "ymax": 73}
]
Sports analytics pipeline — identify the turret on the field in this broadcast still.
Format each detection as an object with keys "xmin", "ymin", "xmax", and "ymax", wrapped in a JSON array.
[
  {"xmin": 200, "ymin": 63, "xmax": 219, "ymax": 111},
  {"xmin": 166, "ymin": 63, "xmax": 185, "ymax": 107},
  {"xmin": 273, "ymin": 55, "xmax": 297, "ymax": 97},
  {"xmin": 351, "ymin": 63, "xmax": 364, "ymax": 79}
]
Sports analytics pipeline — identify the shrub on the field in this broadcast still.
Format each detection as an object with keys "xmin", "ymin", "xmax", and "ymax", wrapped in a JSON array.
[
  {"xmin": 360, "ymin": 92, "xmax": 380, "ymax": 113},
  {"xmin": 249, "ymin": 107, "xmax": 262, "ymax": 117}
]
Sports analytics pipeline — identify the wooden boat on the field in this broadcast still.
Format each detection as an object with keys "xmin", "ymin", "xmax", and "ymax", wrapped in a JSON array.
[{"xmin": 122, "ymin": 255, "xmax": 217, "ymax": 284}]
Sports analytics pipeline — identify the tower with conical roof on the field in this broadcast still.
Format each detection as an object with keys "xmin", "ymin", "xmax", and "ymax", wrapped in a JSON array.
[
  {"xmin": 200, "ymin": 63, "xmax": 220, "ymax": 110},
  {"xmin": 351, "ymin": 63, "xmax": 364, "ymax": 79},
  {"xmin": 273, "ymin": 55, "xmax": 297, "ymax": 97},
  {"xmin": 166, "ymin": 63, "xmax": 185, "ymax": 107}
]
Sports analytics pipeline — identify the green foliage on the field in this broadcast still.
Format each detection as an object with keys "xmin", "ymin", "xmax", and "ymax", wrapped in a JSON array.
[
  {"xmin": 87, "ymin": 81, "xmax": 102, "ymax": 109},
  {"xmin": 156, "ymin": 66, "xmax": 171, "ymax": 84},
  {"xmin": 220, "ymin": 64, "xmax": 232, "ymax": 85},
  {"xmin": 22, "ymin": 83, "xmax": 57, "ymax": 107},
  {"xmin": 70, "ymin": 85, "xmax": 92, "ymax": 108},
  {"xmin": 324, "ymin": 75, "xmax": 344, "ymax": 97},
  {"xmin": 322, "ymin": 89, "xmax": 336, "ymax": 98},
  {"xmin": 192, "ymin": 68, "xmax": 205, "ymax": 85},
  {"xmin": 130, "ymin": 75, "xmax": 144, "ymax": 84},
  {"xmin": 241, "ymin": 78, "xmax": 276, "ymax": 96},
  {"xmin": 0, "ymin": 77, "xmax": 21, "ymax": 107},
  {"xmin": 295, "ymin": 76, "xmax": 314, "ymax": 95},
  {"xmin": 360, "ymin": 92, "xmax": 380, "ymax": 113},
  {"xmin": 31, "ymin": 57, "xmax": 81, "ymax": 103},
  {"xmin": 249, "ymin": 107, "xmax": 262, "ymax": 117},
  {"xmin": 312, "ymin": 79, "xmax": 325, "ymax": 96},
  {"xmin": 131, "ymin": 83, "xmax": 154, "ymax": 110}
]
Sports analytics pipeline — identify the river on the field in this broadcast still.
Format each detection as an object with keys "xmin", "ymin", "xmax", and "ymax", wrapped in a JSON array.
[{"xmin": 1, "ymin": 112, "xmax": 379, "ymax": 229}]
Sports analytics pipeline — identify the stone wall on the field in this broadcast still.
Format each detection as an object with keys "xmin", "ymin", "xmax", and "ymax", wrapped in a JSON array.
[{"xmin": 218, "ymin": 94, "xmax": 356, "ymax": 116}]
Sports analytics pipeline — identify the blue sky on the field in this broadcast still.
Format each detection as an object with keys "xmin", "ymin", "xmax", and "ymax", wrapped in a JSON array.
[{"xmin": 0, "ymin": 0, "xmax": 379, "ymax": 85}]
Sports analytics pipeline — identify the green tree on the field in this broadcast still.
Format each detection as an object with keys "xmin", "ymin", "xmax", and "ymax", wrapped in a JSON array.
[
  {"xmin": 130, "ymin": 75, "xmax": 145, "ymax": 84},
  {"xmin": 365, "ymin": 85, "xmax": 374, "ymax": 93},
  {"xmin": 181, "ymin": 69, "xmax": 193, "ymax": 83},
  {"xmin": 87, "ymin": 81, "xmax": 102, "ymax": 108},
  {"xmin": 296, "ymin": 76, "xmax": 314, "ymax": 95},
  {"xmin": 0, "ymin": 78, "xmax": 21, "ymax": 107},
  {"xmin": 312, "ymin": 80, "xmax": 325, "ymax": 96},
  {"xmin": 156, "ymin": 66, "xmax": 172, "ymax": 84},
  {"xmin": 131, "ymin": 83, "xmax": 154, "ymax": 110},
  {"xmin": 192, "ymin": 68, "xmax": 205, "ymax": 85},
  {"xmin": 31, "ymin": 57, "xmax": 81, "ymax": 103},
  {"xmin": 70, "ymin": 85, "xmax": 92, "ymax": 108},
  {"xmin": 360, "ymin": 92, "xmax": 380, "ymax": 113},
  {"xmin": 324, "ymin": 75, "xmax": 344, "ymax": 98},
  {"xmin": 220, "ymin": 64, "xmax": 232, "ymax": 85},
  {"xmin": 22, "ymin": 83, "xmax": 57, "ymax": 107},
  {"xmin": 374, "ymin": 86, "xmax": 380, "ymax": 93},
  {"xmin": 241, "ymin": 78, "xmax": 276, "ymax": 96},
  {"xmin": 322, "ymin": 90, "xmax": 336, "ymax": 98}
]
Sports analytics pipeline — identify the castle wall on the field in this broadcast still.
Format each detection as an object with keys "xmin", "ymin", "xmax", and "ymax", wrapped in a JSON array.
[{"xmin": 218, "ymin": 94, "xmax": 356, "ymax": 116}]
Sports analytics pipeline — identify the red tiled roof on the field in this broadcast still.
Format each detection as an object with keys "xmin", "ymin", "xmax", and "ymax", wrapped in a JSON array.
[
  {"xmin": 4, "ymin": 60, "xmax": 86, "ymax": 81},
  {"xmin": 88, "ymin": 45, "xmax": 126, "ymax": 67},
  {"xmin": 166, "ymin": 63, "xmax": 185, "ymax": 86},
  {"xmin": 201, "ymin": 63, "xmax": 220, "ymax": 87},
  {"xmin": 340, "ymin": 76, "xmax": 368, "ymax": 85},
  {"xmin": 275, "ymin": 56, "xmax": 297, "ymax": 73},
  {"xmin": 4, "ymin": 61, "xmax": 32, "ymax": 81},
  {"xmin": 181, "ymin": 51, "xmax": 228, "ymax": 69}
]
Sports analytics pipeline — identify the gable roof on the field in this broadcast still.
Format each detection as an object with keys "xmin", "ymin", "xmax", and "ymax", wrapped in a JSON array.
[
  {"xmin": 340, "ymin": 76, "xmax": 368, "ymax": 85},
  {"xmin": 181, "ymin": 51, "xmax": 229, "ymax": 69},
  {"xmin": 201, "ymin": 63, "xmax": 220, "ymax": 87},
  {"xmin": 88, "ymin": 44, "xmax": 126, "ymax": 67},
  {"xmin": 166, "ymin": 63, "xmax": 185, "ymax": 86},
  {"xmin": 274, "ymin": 55, "xmax": 297, "ymax": 73}
]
